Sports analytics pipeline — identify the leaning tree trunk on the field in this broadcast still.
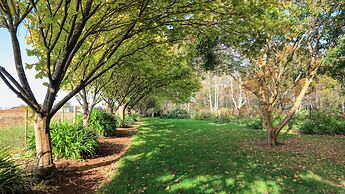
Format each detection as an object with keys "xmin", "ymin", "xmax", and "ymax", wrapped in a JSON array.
[
  {"xmin": 122, "ymin": 104, "xmax": 128, "ymax": 120},
  {"xmin": 33, "ymin": 113, "xmax": 56, "ymax": 179},
  {"xmin": 82, "ymin": 110, "xmax": 91, "ymax": 128},
  {"xmin": 118, "ymin": 104, "xmax": 126, "ymax": 120}
]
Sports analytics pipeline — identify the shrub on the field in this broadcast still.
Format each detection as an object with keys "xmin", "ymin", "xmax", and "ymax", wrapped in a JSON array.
[
  {"xmin": 245, "ymin": 116, "xmax": 263, "ymax": 130},
  {"xmin": 193, "ymin": 111, "xmax": 216, "ymax": 120},
  {"xmin": 215, "ymin": 108, "xmax": 236, "ymax": 123},
  {"xmin": 89, "ymin": 110, "xmax": 116, "ymax": 136},
  {"xmin": 29, "ymin": 122, "xmax": 99, "ymax": 160},
  {"xmin": 235, "ymin": 116, "xmax": 263, "ymax": 130},
  {"xmin": 128, "ymin": 113, "xmax": 140, "ymax": 122},
  {"xmin": 299, "ymin": 111, "xmax": 345, "ymax": 135},
  {"xmin": 116, "ymin": 118, "xmax": 128, "ymax": 128},
  {"xmin": 0, "ymin": 147, "xmax": 30, "ymax": 193},
  {"xmin": 115, "ymin": 113, "xmax": 140, "ymax": 128},
  {"xmin": 161, "ymin": 109, "xmax": 190, "ymax": 119},
  {"xmin": 115, "ymin": 115, "xmax": 129, "ymax": 128},
  {"xmin": 289, "ymin": 110, "xmax": 309, "ymax": 130}
]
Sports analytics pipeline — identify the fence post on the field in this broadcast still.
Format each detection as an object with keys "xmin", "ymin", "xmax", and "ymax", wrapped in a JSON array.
[{"xmin": 24, "ymin": 108, "xmax": 28, "ymax": 146}]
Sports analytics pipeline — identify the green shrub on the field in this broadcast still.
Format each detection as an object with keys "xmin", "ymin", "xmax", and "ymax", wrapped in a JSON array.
[
  {"xmin": 245, "ymin": 116, "xmax": 263, "ymax": 129},
  {"xmin": 214, "ymin": 108, "xmax": 235, "ymax": 123},
  {"xmin": 289, "ymin": 110, "xmax": 309, "ymax": 130},
  {"xmin": 89, "ymin": 110, "xmax": 116, "ymax": 136},
  {"xmin": 125, "ymin": 116, "xmax": 135, "ymax": 125},
  {"xmin": 115, "ymin": 113, "xmax": 140, "ymax": 128},
  {"xmin": 29, "ymin": 122, "xmax": 99, "ymax": 160},
  {"xmin": 161, "ymin": 109, "xmax": 190, "ymax": 119},
  {"xmin": 235, "ymin": 116, "xmax": 263, "ymax": 130},
  {"xmin": 193, "ymin": 111, "xmax": 216, "ymax": 120},
  {"xmin": 299, "ymin": 111, "xmax": 345, "ymax": 135},
  {"xmin": 115, "ymin": 115, "xmax": 128, "ymax": 128},
  {"xmin": 0, "ymin": 147, "xmax": 30, "ymax": 193},
  {"xmin": 128, "ymin": 113, "xmax": 140, "ymax": 122}
]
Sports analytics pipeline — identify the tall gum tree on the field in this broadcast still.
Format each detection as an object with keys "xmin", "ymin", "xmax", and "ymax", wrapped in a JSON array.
[{"xmin": 0, "ymin": 0, "xmax": 213, "ymax": 179}]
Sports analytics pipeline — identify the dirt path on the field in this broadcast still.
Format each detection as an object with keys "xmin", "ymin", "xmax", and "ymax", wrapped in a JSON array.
[{"xmin": 45, "ymin": 126, "xmax": 138, "ymax": 194}]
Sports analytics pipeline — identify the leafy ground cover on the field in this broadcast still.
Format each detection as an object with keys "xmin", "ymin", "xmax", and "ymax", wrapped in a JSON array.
[{"xmin": 101, "ymin": 118, "xmax": 345, "ymax": 194}]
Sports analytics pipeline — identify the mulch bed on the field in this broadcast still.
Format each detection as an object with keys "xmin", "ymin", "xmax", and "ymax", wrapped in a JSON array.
[{"xmin": 35, "ymin": 126, "xmax": 139, "ymax": 194}]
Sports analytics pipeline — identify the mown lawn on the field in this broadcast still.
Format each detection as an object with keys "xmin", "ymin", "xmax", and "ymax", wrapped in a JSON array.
[{"xmin": 101, "ymin": 118, "xmax": 345, "ymax": 194}]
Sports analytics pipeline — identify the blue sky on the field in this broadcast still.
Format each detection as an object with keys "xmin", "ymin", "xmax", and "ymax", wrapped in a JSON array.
[{"xmin": 0, "ymin": 27, "xmax": 76, "ymax": 108}]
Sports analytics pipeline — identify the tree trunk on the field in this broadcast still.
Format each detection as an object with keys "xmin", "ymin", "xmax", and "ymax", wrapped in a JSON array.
[
  {"xmin": 110, "ymin": 106, "xmax": 115, "ymax": 116},
  {"xmin": 82, "ymin": 110, "xmax": 91, "ymax": 128},
  {"xmin": 118, "ymin": 104, "xmax": 125, "ymax": 120},
  {"xmin": 268, "ymin": 129, "xmax": 279, "ymax": 146},
  {"xmin": 262, "ymin": 109, "xmax": 279, "ymax": 146},
  {"xmin": 122, "ymin": 104, "xmax": 127, "ymax": 120},
  {"xmin": 33, "ymin": 113, "xmax": 56, "ymax": 179},
  {"xmin": 106, "ymin": 101, "xmax": 115, "ymax": 116}
]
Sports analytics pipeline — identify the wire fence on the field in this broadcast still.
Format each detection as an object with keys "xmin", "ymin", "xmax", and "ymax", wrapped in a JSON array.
[{"xmin": 0, "ymin": 106, "xmax": 80, "ymax": 148}]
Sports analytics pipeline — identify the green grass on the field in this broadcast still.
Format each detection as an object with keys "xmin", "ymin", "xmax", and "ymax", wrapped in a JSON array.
[
  {"xmin": 0, "ymin": 126, "xmax": 33, "ymax": 153},
  {"xmin": 100, "ymin": 118, "xmax": 345, "ymax": 194}
]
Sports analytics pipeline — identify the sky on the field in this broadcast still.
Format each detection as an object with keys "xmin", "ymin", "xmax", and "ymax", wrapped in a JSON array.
[{"xmin": 0, "ymin": 27, "xmax": 77, "ymax": 108}]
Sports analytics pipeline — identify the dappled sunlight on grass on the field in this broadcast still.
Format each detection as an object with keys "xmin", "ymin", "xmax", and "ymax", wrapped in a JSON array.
[{"xmin": 100, "ymin": 118, "xmax": 345, "ymax": 194}]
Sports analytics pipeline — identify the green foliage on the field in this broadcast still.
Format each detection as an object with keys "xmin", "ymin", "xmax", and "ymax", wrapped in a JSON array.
[
  {"xmin": 193, "ymin": 111, "xmax": 217, "ymax": 120},
  {"xmin": 289, "ymin": 110, "xmax": 310, "ymax": 130},
  {"xmin": 322, "ymin": 35, "xmax": 345, "ymax": 86},
  {"xmin": 0, "ymin": 147, "xmax": 29, "ymax": 193},
  {"xmin": 299, "ymin": 111, "xmax": 345, "ymax": 135},
  {"xmin": 115, "ymin": 114, "xmax": 140, "ymax": 128},
  {"xmin": 115, "ymin": 116, "xmax": 129, "ymax": 128},
  {"xmin": 213, "ymin": 109, "xmax": 235, "ymax": 123},
  {"xmin": 240, "ymin": 116, "xmax": 264, "ymax": 130},
  {"xmin": 161, "ymin": 109, "xmax": 190, "ymax": 119},
  {"xmin": 196, "ymin": 35, "xmax": 220, "ymax": 71},
  {"xmin": 125, "ymin": 114, "xmax": 140, "ymax": 124},
  {"xmin": 29, "ymin": 122, "xmax": 99, "ymax": 159},
  {"xmin": 89, "ymin": 110, "xmax": 116, "ymax": 137},
  {"xmin": 129, "ymin": 113, "xmax": 141, "ymax": 122}
]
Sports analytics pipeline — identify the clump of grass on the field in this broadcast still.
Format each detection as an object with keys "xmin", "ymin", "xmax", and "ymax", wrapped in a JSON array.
[
  {"xmin": 29, "ymin": 122, "xmax": 99, "ymax": 160},
  {"xmin": 0, "ymin": 147, "xmax": 30, "ymax": 193}
]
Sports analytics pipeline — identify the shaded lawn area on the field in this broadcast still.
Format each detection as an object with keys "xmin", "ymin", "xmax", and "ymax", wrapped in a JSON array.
[{"xmin": 100, "ymin": 118, "xmax": 345, "ymax": 194}]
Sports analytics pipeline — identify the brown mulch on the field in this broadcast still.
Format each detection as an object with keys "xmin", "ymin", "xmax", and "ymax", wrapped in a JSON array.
[
  {"xmin": 40, "ymin": 127, "xmax": 138, "ymax": 194},
  {"xmin": 240, "ymin": 136, "xmax": 345, "ymax": 165}
]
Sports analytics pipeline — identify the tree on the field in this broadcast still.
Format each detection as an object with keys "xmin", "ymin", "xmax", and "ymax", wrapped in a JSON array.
[
  {"xmin": 321, "ymin": 35, "xmax": 345, "ymax": 112},
  {"xmin": 194, "ymin": 0, "xmax": 343, "ymax": 145},
  {"xmin": 74, "ymin": 71, "xmax": 113, "ymax": 128},
  {"xmin": 101, "ymin": 41, "xmax": 200, "ymax": 119},
  {"xmin": 241, "ymin": 1, "xmax": 343, "ymax": 146},
  {"xmin": 0, "ymin": 0, "xmax": 212, "ymax": 178},
  {"xmin": 322, "ymin": 36, "xmax": 345, "ymax": 86}
]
